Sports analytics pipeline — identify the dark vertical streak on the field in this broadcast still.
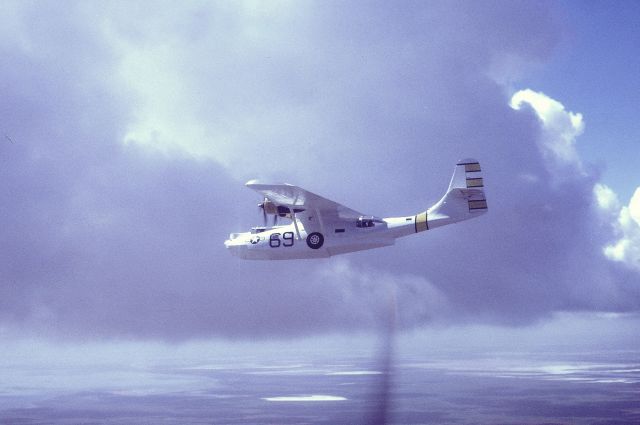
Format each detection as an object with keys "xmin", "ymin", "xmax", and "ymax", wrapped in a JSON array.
[{"xmin": 365, "ymin": 286, "xmax": 396, "ymax": 425}]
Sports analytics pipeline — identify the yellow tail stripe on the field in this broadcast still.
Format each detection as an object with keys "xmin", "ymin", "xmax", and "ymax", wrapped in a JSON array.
[
  {"xmin": 415, "ymin": 211, "xmax": 428, "ymax": 232},
  {"xmin": 469, "ymin": 199, "xmax": 488, "ymax": 210},
  {"xmin": 464, "ymin": 163, "xmax": 481, "ymax": 172},
  {"xmin": 466, "ymin": 177, "xmax": 484, "ymax": 188}
]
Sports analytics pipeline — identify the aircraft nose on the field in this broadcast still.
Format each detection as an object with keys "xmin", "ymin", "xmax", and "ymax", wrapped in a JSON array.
[{"xmin": 225, "ymin": 240, "xmax": 247, "ymax": 259}]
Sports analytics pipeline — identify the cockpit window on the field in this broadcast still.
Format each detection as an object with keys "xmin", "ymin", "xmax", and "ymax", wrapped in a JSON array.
[{"xmin": 356, "ymin": 217, "xmax": 375, "ymax": 228}]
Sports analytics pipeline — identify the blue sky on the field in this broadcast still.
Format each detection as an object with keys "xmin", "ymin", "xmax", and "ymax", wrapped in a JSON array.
[
  {"xmin": 0, "ymin": 1, "xmax": 639, "ymax": 353},
  {"xmin": 523, "ymin": 0, "xmax": 640, "ymax": 201}
]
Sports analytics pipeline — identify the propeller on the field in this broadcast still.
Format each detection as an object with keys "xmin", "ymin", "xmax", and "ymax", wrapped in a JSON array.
[
  {"xmin": 258, "ymin": 198, "xmax": 302, "ymax": 228},
  {"xmin": 258, "ymin": 197, "xmax": 278, "ymax": 227}
]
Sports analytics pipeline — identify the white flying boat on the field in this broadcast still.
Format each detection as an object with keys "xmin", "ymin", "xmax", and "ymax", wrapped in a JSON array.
[{"xmin": 225, "ymin": 159, "xmax": 487, "ymax": 260}]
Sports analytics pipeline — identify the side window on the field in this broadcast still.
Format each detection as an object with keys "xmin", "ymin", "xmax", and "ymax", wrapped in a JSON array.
[{"xmin": 357, "ymin": 218, "xmax": 375, "ymax": 228}]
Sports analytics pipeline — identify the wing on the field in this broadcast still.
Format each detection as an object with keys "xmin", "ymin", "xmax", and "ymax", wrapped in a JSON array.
[{"xmin": 245, "ymin": 180, "xmax": 365, "ymax": 221}]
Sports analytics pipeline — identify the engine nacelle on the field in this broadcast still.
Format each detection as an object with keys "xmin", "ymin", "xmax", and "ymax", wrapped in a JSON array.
[{"xmin": 258, "ymin": 198, "xmax": 278, "ymax": 215}]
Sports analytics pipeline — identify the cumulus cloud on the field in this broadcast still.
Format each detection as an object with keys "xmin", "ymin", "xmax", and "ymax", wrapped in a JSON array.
[
  {"xmin": 600, "ymin": 187, "xmax": 640, "ymax": 271},
  {"xmin": 98, "ymin": 1, "xmax": 564, "ymax": 193},
  {"xmin": 594, "ymin": 183, "xmax": 621, "ymax": 212},
  {"xmin": 510, "ymin": 89, "xmax": 585, "ymax": 175}
]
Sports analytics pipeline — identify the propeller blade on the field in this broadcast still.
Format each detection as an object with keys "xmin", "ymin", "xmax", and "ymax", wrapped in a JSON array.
[
  {"xmin": 365, "ymin": 288, "xmax": 396, "ymax": 425},
  {"xmin": 258, "ymin": 197, "xmax": 270, "ymax": 226}
]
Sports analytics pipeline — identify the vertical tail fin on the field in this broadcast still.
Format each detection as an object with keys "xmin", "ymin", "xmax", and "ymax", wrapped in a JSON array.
[{"xmin": 415, "ymin": 159, "xmax": 487, "ymax": 232}]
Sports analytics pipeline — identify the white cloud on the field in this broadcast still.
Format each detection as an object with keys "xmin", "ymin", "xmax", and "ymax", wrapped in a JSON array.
[
  {"xmin": 510, "ymin": 89, "xmax": 585, "ymax": 174},
  {"xmin": 512, "ymin": 91, "xmax": 640, "ymax": 275},
  {"xmin": 594, "ymin": 183, "xmax": 621, "ymax": 212},
  {"xmin": 518, "ymin": 172, "xmax": 540, "ymax": 184},
  {"xmin": 603, "ymin": 187, "xmax": 640, "ymax": 270},
  {"xmin": 319, "ymin": 259, "xmax": 452, "ymax": 326},
  {"xmin": 100, "ymin": 2, "xmax": 318, "ymax": 171}
]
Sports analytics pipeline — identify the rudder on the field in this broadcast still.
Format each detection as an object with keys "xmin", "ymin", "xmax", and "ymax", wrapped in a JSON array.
[
  {"xmin": 448, "ymin": 158, "xmax": 488, "ymax": 212},
  {"xmin": 415, "ymin": 158, "xmax": 487, "ymax": 232}
]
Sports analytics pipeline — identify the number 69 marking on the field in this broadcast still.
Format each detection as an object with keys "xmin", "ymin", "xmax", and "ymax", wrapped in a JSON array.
[{"xmin": 270, "ymin": 232, "xmax": 294, "ymax": 248}]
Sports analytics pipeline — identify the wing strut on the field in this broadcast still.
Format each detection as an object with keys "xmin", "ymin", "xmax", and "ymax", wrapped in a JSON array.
[
  {"xmin": 292, "ymin": 212, "xmax": 301, "ymax": 240},
  {"xmin": 315, "ymin": 206, "xmax": 326, "ymax": 235}
]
